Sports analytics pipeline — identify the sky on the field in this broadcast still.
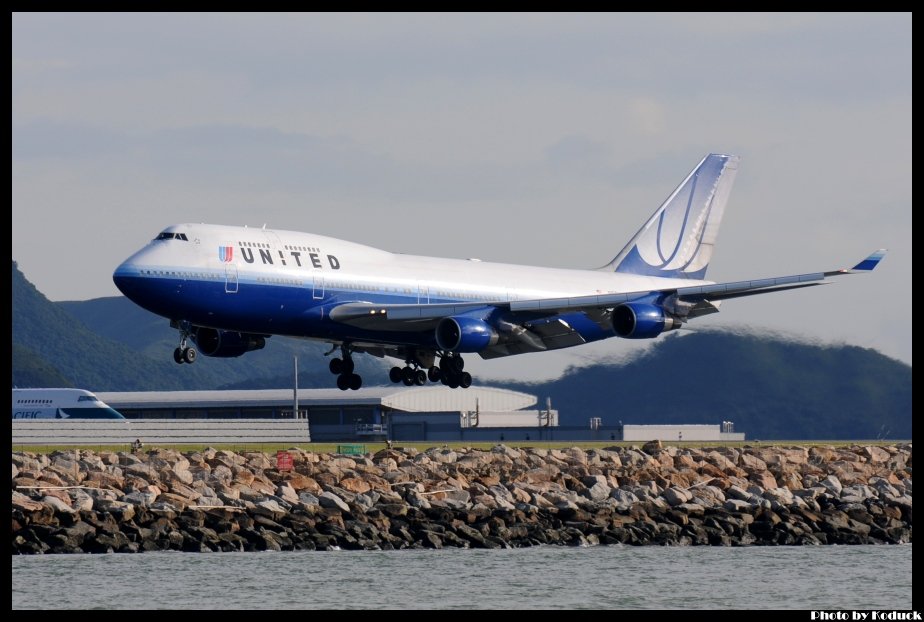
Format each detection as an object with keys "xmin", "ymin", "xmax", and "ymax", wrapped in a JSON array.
[{"xmin": 12, "ymin": 13, "xmax": 912, "ymax": 381}]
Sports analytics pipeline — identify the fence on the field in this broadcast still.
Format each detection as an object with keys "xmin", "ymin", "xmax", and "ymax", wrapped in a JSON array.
[{"xmin": 11, "ymin": 419, "xmax": 311, "ymax": 446}]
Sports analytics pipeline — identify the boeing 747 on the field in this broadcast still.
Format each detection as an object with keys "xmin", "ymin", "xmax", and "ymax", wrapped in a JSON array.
[{"xmin": 113, "ymin": 154, "xmax": 885, "ymax": 390}]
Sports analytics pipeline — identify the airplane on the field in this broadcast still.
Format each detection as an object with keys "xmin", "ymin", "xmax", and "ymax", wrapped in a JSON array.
[
  {"xmin": 113, "ymin": 153, "xmax": 885, "ymax": 391},
  {"xmin": 12, "ymin": 388, "xmax": 126, "ymax": 419}
]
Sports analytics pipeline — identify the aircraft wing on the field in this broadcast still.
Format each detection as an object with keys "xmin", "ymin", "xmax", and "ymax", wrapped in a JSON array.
[{"xmin": 327, "ymin": 250, "xmax": 886, "ymax": 343}]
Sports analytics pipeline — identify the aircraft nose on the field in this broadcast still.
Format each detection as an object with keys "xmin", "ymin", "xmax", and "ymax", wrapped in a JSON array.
[{"xmin": 113, "ymin": 259, "xmax": 141, "ymax": 298}]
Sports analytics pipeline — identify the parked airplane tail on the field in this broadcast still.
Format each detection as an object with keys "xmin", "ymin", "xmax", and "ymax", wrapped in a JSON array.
[{"xmin": 600, "ymin": 153, "xmax": 740, "ymax": 279}]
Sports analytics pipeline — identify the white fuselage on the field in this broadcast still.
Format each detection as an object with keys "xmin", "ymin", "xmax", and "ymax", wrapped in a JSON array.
[{"xmin": 12, "ymin": 388, "xmax": 125, "ymax": 419}]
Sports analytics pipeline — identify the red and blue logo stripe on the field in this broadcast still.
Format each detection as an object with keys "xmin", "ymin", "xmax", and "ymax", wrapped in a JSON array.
[{"xmin": 218, "ymin": 246, "xmax": 234, "ymax": 262}]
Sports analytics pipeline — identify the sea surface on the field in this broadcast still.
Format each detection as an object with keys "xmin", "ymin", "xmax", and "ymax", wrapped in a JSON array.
[{"xmin": 12, "ymin": 545, "xmax": 912, "ymax": 610}]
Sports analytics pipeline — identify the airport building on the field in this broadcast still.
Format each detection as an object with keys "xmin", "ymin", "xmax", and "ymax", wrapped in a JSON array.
[
  {"xmin": 93, "ymin": 387, "xmax": 743, "ymax": 443},
  {"xmin": 98, "ymin": 386, "xmax": 564, "ymax": 443}
]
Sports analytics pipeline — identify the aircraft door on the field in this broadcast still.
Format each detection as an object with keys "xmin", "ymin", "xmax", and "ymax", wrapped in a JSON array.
[
  {"xmin": 225, "ymin": 265, "xmax": 239, "ymax": 293},
  {"xmin": 313, "ymin": 275, "xmax": 325, "ymax": 300},
  {"xmin": 418, "ymin": 285, "xmax": 429, "ymax": 304}
]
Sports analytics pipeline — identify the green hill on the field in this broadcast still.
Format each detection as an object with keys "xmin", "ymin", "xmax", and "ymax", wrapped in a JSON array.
[{"xmin": 506, "ymin": 330, "xmax": 912, "ymax": 440}]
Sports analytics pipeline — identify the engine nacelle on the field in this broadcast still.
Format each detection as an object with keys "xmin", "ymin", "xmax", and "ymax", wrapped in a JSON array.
[
  {"xmin": 193, "ymin": 327, "xmax": 267, "ymax": 358},
  {"xmin": 612, "ymin": 303, "xmax": 680, "ymax": 339},
  {"xmin": 435, "ymin": 316, "xmax": 499, "ymax": 353}
]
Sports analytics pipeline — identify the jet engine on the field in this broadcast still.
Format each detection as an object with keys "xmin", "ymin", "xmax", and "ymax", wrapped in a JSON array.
[
  {"xmin": 435, "ymin": 316, "xmax": 499, "ymax": 352},
  {"xmin": 612, "ymin": 303, "xmax": 680, "ymax": 339},
  {"xmin": 192, "ymin": 327, "xmax": 267, "ymax": 357}
]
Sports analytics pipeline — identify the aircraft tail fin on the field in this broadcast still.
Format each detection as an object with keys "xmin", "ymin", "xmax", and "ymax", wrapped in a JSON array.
[{"xmin": 600, "ymin": 153, "xmax": 740, "ymax": 279}]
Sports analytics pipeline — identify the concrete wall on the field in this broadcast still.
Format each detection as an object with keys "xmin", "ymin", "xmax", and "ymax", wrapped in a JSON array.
[{"xmin": 622, "ymin": 424, "xmax": 745, "ymax": 442}]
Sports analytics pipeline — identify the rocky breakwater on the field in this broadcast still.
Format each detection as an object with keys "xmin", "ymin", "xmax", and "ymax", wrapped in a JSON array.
[{"xmin": 11, "ymin": 443, "xmax": 912, "ymax": 553}]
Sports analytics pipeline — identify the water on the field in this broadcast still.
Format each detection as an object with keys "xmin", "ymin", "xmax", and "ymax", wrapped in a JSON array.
[{"xmin": 12, "ymin": 545, "xmax": 912, "ymax": 609}]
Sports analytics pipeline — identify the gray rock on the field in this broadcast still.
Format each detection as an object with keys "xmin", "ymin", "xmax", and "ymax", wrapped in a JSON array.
[
  {"xmin": 406, "ymin": 491, "xmax": 432, "ymax": 509},
  {"xmin": 195, "ymin": 496, "xmax": 224, "ymax": 508},
  {"xmin": 149, "ymin": 501, "xmax": 179, "ymax": 517},
  {"xmin": 584, "ymin": 482, "xmax": 611, "ymax": 502},
  {"xmin": 428, "ymin": 449, "xmax": 458, "ymax": 464},
  {"xmin": 123, "ymin": 463, "xmax": 159, "ymax": 481},
  {"xmin": 662, "ymin": 487, "xmax": 692, "ymax": 507},
  {"xmin": 319, "ymin": 491, "xmax": 350, "ymax": 513},
  {"xmin": 122, "ymin": 491, "xmax": 157, "ymax": 507},
  {"xmin": 792, "ymin": 486, "xmax": 826, "ymax": 499},
  {"xmin": 351, "ymin": 493, "xmax": 375, "ymax": 512},
  {"xmin": 489, "ymin": 485, "xmax": 515, "ymax": 503},
  {"xmin": 676, "ymin": 503, "xmax": 705, "ymax": 516},
  {"xmin": 442, "ymin": 489, "xmax": 470, "ymax": 504},
  {"xmin": 724, "ymin": 499, "xmax": 753, "ymax": 512},
  {"xmin": 42, "ymin": 495, "xmax": 76, "ymax": 514},
  {"xmin": 68, "ymin": 489, "xmax": 95, "ymax": 512},
  {"xmin": 169, "ymin": 467, "xmax": 194, "ymax": 485},
  {"xmin": 443, "ymin": 498, "xmax": 472, "ymax": 511},
  {"xmin": 869, "ymin": 477, "xmax": 900, "ymax": 498},
  {"xmin": 610, "ymin": 489, "xmax": 640, "ymax": 505},
  {"xmin": 276, "ymin": 484, "xmax": 300, "ymax": 505},
  {"xmin": 820, "ymin": 475, "xmax": 843, "ymax": 496},
  {"xmin": 725, "ymin": 485, "xmax": 752, "ymax": 502},
  {"xmin": 95, "ymin": 499, "xmax": 136, "ymax": 521},
  {"xmin": 582, "ymin": 475, "xmax": 608, "ymax": 488},
  {"xmin": 762, "ymin": 487, "xmax": 794, "ymax": 506},
  {"xmin": 690, "ymin": 495, "xmax": 719, "ymax": 508},
  {"xmin": 209, "ymin": 464, "xmax": 233, "ymax": 484},
  {"xmin": 254, "ymin": 499, "xmax": 287, "ymax": 520}
]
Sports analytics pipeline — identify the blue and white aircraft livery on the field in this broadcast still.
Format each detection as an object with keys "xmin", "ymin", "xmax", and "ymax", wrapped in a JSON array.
[
  {"xmin": 12, "ymin": 388, "xmax": 125, "ymax": 419},
  {"xmin": 113, "ymin": 154, "xmax": 885, "ymax": 391}
]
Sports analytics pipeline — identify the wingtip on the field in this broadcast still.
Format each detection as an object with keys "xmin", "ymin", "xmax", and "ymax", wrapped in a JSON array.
[{"xmin": 850, "ymin": 249, "xmax": 887, "ymax": 272}]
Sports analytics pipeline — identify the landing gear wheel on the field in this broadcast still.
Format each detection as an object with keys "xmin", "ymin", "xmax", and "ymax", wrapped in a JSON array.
[
  {"xmin": 415, "ymin": 369, "xmax": 427, "ymax": 386},
  {"xmin": 337, "ymin": 375, "xmax": 350, "ymax": 391},
  {"xmin": 174, "ymin": 348, "xmax": 185, "ymax": 364},
  {"xmin": 329, "ymin": 358, "xmax": 343, "ymax": 375},
  {"xmin": 389, "ymin": 367, "xmax": 403, "ymax": 383},
  {"xmin": 401, "ymin": 367, "xmax": 416, "ymax": 385},
  {"xmin": 348, "ymin": 374, "xmax": 362, "ymax": 391},
  {"xmin": 459, "ymin": 371, "xmax": 472, "ymax": 389},
  {"xmin": 442, "ymin": 355, "xmax": 464, "ymax": 373},
  {"xmin": 427, "ymin": 366, "xmax": 441, "ymax": 382},
  {"xmin": 183, "ymin": 348, "xmax": 197, "ymax": 364},
  {"xmin": 341, "ymin": 358, "xmax": 355, "ymax": 375}
]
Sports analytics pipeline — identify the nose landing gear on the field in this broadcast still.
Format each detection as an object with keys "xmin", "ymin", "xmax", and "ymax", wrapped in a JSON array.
[{"xmin": 173, "ymin": 330, "xmax": 197, "ymax": 364}]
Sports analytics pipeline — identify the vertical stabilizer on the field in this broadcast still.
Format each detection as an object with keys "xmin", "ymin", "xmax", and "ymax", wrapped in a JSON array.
[{"xmin": 601, "ymin": 153, "xmax": 739, "ymax": 279}]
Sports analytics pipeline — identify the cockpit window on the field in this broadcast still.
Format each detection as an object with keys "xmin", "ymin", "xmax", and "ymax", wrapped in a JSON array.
[
  {"xmin": 155, "ymin": 232, "xmax": 189, "ymax": 241},
  {"xmin": 77, "ymin": 395, "xmax": 100, "ymax": 402}
]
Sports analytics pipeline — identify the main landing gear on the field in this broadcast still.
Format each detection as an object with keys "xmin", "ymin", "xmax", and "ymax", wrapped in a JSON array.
[
  {"xmin": 173, "ymin": 332, "xmax": 197, "ymax": 364},
  {"xmin": 388, "ymin": 353, "xmax": 471, "ymax": 389},
  {"xmin": 329, "ymin": 346, "xmax": 362, "ymax": 391}
]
